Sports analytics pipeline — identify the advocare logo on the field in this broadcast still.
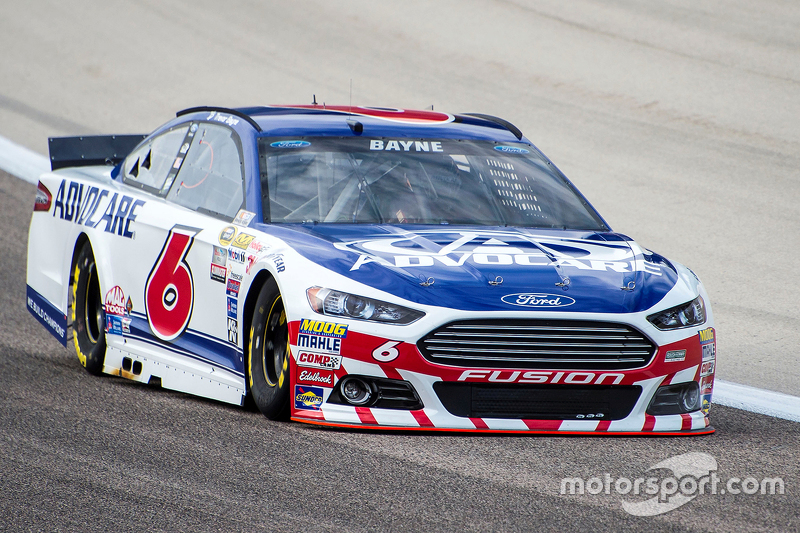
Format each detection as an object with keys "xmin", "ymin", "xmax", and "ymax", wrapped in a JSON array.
[{"xmin": 501, "ymin": 293, "xmax": 575, "ymax": 308}]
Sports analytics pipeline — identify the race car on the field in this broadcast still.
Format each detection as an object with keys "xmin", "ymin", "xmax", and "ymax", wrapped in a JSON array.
[{"xmin": 26, "ymin": 104, "xmax": 716, "ymax": 434}]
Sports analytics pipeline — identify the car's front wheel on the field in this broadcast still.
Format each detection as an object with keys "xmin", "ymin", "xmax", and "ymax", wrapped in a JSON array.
[
  {"xmin": 248, "ymin": 278, "xmax": 290, "ymax": 420},
  {"xmin": 71, "ymin": 241, "xmax": 106, "ymax": 375}
]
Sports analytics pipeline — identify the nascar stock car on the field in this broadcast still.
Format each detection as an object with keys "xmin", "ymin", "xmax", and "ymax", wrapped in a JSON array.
[{"xmin": 26, "ymin": 104, "xmax": 716, "ymax": 434}]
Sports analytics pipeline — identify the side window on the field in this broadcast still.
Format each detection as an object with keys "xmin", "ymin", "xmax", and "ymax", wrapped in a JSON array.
[
  {"xmin": 123, "ymin": 125, "xmax": 189, "ymax": 193},
  {"xmin": 166, "ymin": 123, "xmax": 245, "ymax": 219}
]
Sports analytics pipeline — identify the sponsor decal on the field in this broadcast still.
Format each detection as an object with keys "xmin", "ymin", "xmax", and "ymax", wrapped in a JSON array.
[
  {"xmin": 27, "ymin": 285, "xmax": 67, "ymax": 346},
  {"xmin": 698, "ymin": 328, "xmax": 715, "ymax": 343},
  {"xmin": 206, "ymin": 111, "xmax": 240, "ymax": 126},
  {"xmin": 501, "ymin": 293, "xmax": 576, "ymax": 308},
  {"xmin": 700, "ymin": 360, "xmax": 715, "ymax": 377},
  {"xmin": 457, "ymin": 369, "xmax": 625, "ymax": 385},
  {"xmin": 229, "ymin": 271, "xmax": 243, "ymax": 282},
  {"xmin": 219, "ymin": 226, "xmax": 237, "ymax": 246},
  {"xmin": 52, "ymin": 179, "xmax": 145, "ymax": 239},
  {"xmin": 227, "ymin": 318, "xmax": 238, "ymax": 345},
  {"xmin": 494, "ymin": 145, "xmax": 530, "ymax": 154},
  {"xmin": 122, "ymin": 317, "xmax": 131, "ymax": 334},
  {"xmin": 226, "ymin": 278, "xmax": 240, "ymax": 297},
  {"xmin": 299, "ymin": 319, "xmax": 348, "ymax": 338},
  {"xmin": 664, "ymin": 350, "xmax": 686, "ymax": 362},
  {"xmin": 104, "ymin": 285, "xmax": 128, "ymax": 316},
  {"xmin": 336, "ymin": 230, "xmax": 663, "ymax": 275},
  {"xmin": 699, "ymin": 327, "xmax": 716, "ymax": 361},
  {"xmin": 296, "ymin": 351, "xmax": 342, "ymax": 370},
  {"xmin": 106, "ymin": 315, "xmax": 123, "ymax": 336},
  {"xmin": 230, "ymin": 233, "xmax": 255, "ymax": 250},
  {"xmin": 228, "ymin": 248, "xmax": 245, "ymax": 264},
  {"xmin": 212, "ymin": 245, "xmax": 227, "ymax": 267},
  {"xmin": 700, "ymin": 375, "xmax": 714, "ymax": 394},
  {"xmin": 232, "ymin": 209, "xmax": 256, "ymax": 227},
  {"xmin": 210, "ymin": 263, "xmax": 226, "ymax": 283},
  {"xmin": 248, "ymin": 240, "xmax": 269, "ymax": 254},
  {"xmin": 227, "ymin": 297, "xmax": 238, "ymax": 319},
  {"xmin": 702, "ymin": 343, "xmax": 716, "ymax": 361},
  {"xmin": 294, "ymin": 385, "xmax": 324, "ymax": 410},
  {"xmin": 702, "ymin": 394, "xmax": 712, "ymax": 415},
  {"xmin": 297, "ymin": 334, "xmax": 341, "ymax": 354},
  {"xmin": 270, "ymin": 140, "xmax": 311, "ymax": 149},
  {"xmin": 246, "ymin": 254, "xmax": 257, "ymax": 274},
  {"xmin": 268, "ymin": 253, "xmax": 285, "ymax": 273},
  {"xmin": 297, "ymin": 369, "xmax": 334, "ymax": 387}
]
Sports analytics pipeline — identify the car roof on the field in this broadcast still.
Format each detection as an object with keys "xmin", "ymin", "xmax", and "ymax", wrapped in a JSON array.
[{"xmin": 176, "ymin": 105, "xmax": 528, "ymax": 143}]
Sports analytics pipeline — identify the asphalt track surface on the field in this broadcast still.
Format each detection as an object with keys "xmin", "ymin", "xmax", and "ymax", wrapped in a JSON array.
[{"xmin": 1, "ymin": 1, "xmax": 799, "ymax": 531}]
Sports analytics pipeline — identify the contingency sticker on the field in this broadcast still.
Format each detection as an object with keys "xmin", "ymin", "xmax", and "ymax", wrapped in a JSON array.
[{"xmin": 294, "ymin": 385, "xmax": 324, "ymax": 411}]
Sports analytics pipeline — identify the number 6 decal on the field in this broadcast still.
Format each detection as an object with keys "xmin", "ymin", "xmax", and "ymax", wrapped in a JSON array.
[
  {"xmin": 372, "ymin": 340, "xmax": 401, "ymax": 363},
  {"xmin": 145, "ymin": 226, "xmax": 198, "ymax": 341}
]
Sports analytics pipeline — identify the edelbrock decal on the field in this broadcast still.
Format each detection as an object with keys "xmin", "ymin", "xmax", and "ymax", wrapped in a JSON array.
[{"xmin": 501, "ymin": 293, "xmax": 576, "ymax": 308}]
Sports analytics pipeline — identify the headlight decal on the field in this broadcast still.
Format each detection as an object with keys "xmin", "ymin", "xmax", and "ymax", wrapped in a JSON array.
[
  {"xmin": 647, "ymin": 296, "xmax": 706, "ymax": 330},
  {"xmin": 307, "ymin": 287, "xmax": 425, "ymax": 325}
]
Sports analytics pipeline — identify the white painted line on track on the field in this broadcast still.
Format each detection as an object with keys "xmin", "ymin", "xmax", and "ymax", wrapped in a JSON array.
[
  {"xmin": 0, "ymin": 133, "xmax": 798, "ymax": 424},
  {"xmin": 0, "ymin": 135, "xmax": 49, "ymax": 185},
  {"xmin": 712, "ymin": 380, "xmax": 800, "ymax": 423}
]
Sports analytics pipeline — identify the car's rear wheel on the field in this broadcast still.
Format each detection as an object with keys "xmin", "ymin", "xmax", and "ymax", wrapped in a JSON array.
[
  {"xmin": 72, "ymin": 241, "xmax": 106, "ymax": 375},
  {"xmin": 248, "ymin": 278, "xmax": 290, "ymax": 420}
]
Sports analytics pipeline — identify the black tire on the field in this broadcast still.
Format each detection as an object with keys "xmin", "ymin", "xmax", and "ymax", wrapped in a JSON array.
[
  {"xmin": 71, "ymin": 241, "xmax": 106, "ymax": 375},
  {"xmin": 248, "ymin": 278, "xmax": 290, "ymax": 420}
]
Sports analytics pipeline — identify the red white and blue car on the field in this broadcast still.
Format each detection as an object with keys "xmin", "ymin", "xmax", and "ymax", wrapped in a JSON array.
[{"xmin": 26, "ymin": 105, "xmax": 716, "ymax": 434}]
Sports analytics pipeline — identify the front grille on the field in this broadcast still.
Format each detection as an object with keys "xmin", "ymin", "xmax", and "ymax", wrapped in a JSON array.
[
  {"xmin": 417, "ymin": 319, "xmax": 656, "ymax": 370},
  {"xmin": 433, "ymin": 382, "xmax": 642, "ymax": 420}
]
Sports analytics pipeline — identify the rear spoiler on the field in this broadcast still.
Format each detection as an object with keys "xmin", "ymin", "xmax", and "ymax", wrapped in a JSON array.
[{"xmin": 48, "ymin": 134, "xmax": 147, "ymax": 171}]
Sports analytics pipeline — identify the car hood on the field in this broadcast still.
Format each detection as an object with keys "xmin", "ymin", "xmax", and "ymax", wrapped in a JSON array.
[{"xmin": 257, "ymin": 224, "xmax": 679, "ymax": 314}]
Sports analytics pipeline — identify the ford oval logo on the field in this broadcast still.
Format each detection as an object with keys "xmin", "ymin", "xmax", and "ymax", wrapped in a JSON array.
[
  {"xmin": 501, "ymin": 293, "xmax": 575, "ymax": 307},
  {"xmin": 494, "ymin": 145, "xmax": 530, "ymax": 154},
  {"xmin": 270, "ymin": 140, "xmax": 311, "ymax": 148}
]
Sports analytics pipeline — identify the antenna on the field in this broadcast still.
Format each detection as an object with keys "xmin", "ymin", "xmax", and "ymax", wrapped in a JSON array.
[{"xmin": 312, "ymin": 94, "xmax": 317, "ymax": 105}]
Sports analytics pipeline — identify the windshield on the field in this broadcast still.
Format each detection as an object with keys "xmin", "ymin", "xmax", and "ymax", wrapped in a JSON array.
[{"xmin": 258, "ymin": 137, "xmax": 607, "ymax": 230}]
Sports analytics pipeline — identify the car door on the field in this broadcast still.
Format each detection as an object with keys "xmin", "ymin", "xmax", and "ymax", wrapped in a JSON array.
[{"xmin": 111, "ymin": 121, "xmax": 248, "ymax": 394}]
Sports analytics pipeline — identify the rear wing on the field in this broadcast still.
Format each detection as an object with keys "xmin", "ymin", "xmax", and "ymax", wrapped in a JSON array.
[{"xmin": 48, "ymin": 134, "xmax": 147, "ymax": 171}]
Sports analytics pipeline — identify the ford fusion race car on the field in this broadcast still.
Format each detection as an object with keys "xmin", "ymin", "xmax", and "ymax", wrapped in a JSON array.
[{"xmin": 26, "ymin": 105, "xmax": 716, "ymax": 434}]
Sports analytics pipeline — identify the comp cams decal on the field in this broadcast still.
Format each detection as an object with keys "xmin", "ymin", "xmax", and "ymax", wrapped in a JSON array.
[
  {"xmin": 50, "ymin": 179, "xmax": 145, "ymax": 239},
  {"xmin": 296, "ymin": 351, "xmax": 342, "ymax": 370}
]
